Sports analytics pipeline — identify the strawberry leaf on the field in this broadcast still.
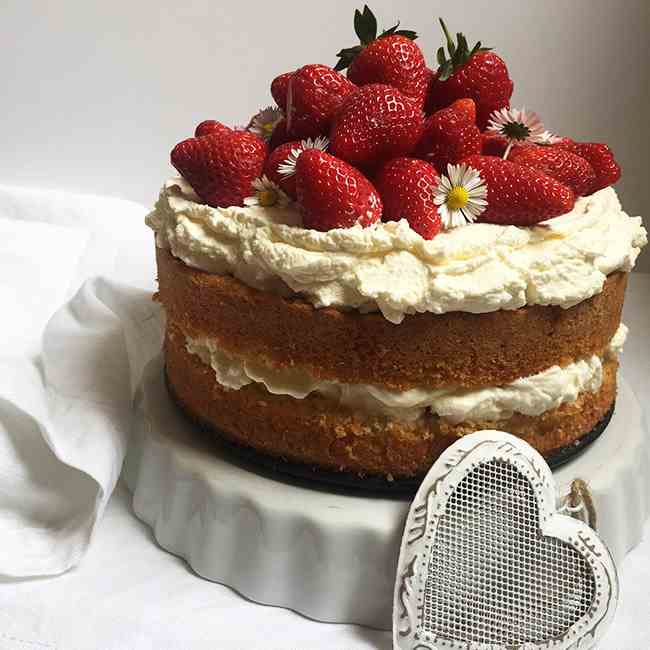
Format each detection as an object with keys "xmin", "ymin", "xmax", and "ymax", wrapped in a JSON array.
[
  {"xmin": 336, "ymin": 5, "xmax": 417, "ymax": 70},
  {"xmin": 437, "ymin": 60, "xmax": 454, "ymax": 82},
  {"xmin": 435, "ymin": 17, "xmax": 493, "ymax": 78},
  {"xmin": 379, "ymin": 21, "xmax": 418, "ymax": 40},
  {"xmin": 392, "ymin": 28, "xmax": 418, "ymax": 40},
  {"xmin": 334, "ymin": 45, "xmax": 363, "ymax": 71},
  {"xmin": 354, "ymin": 5, "xmax": 378, "ymax": 45}
]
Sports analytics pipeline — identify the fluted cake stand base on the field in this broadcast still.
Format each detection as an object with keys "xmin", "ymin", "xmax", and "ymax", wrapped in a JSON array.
[{"xmin": 124, "ymin": 354, "xmax": 650, "ymax": 630}]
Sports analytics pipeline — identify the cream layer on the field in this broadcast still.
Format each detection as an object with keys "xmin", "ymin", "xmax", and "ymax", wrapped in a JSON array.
[
  {"xmin": 185, "ymin": 324, "xmax": 627, "ymax": 423},
  {"xmin": 146, "ymin": 178, "xmax": 646, "ymax": 324}
]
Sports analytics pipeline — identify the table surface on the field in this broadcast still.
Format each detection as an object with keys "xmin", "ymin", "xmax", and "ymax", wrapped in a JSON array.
[{"xmin": 1, "ymin": 274, "xmax": 648, "ymax": 650}]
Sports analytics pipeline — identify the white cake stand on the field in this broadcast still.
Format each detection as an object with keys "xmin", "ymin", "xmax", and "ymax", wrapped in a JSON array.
[{"xmin": 123, "ymin": 354, "xmax": 650, "ymax": 630}]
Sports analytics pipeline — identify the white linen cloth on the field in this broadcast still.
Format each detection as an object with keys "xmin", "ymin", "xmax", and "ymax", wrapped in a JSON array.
[
  {"xmin": 0, "ymin": 183, "xmax": 648, "ymax": 648},
  {"xmin": 0, "ymin": 184, "xmax": 158, "ymax": 576}
]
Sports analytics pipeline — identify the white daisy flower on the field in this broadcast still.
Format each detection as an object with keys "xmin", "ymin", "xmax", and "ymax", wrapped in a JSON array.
[
  {"xmin": 277, "ymin": 136, "xmax": 330, "ymax": 178},
  {"xmin": 486, "ymin": 107, "xmax": 548, "ymax": 158},
  {"xmin": 248, "ymin": 106, "xmax": 284, "ymax": 141},
  {"xmin": 244, "ymin": 175, "xmax": 291, "ymax": 208},
  {"xmin": 433, "ymin": 163, "xmax": 488, "ymax": 229},
  {"xmin": 538, "ymin": 130, "xmax": 563, "ymax": 145}
]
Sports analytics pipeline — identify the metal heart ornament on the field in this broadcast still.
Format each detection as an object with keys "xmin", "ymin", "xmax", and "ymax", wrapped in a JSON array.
[{"xmin": 393, "ymin": 430, "xmax": 618, "ymax": 650}]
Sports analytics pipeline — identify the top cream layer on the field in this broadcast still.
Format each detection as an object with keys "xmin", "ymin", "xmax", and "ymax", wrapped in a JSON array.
[{"xmin": 146, "ymin": 178, "xmax": 647, "ymax": 324}]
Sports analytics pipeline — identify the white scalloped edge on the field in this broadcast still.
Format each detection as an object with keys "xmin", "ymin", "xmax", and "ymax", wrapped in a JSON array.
[{"xmin": 123, "ymin": 354, "xmax": 650, "ymax": 630}]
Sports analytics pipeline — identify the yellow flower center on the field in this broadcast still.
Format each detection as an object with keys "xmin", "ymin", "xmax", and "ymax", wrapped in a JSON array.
[
  {"xmin": 262, "ymin": 122, "xmax": 275, "ymax": 137},
  {"xmin": 446, "ymin": 186, "xmax": 469, "ymax": 210},
  {"xmin": 258, "ymin": 189, "xmax": 278, "ymax": 207}
]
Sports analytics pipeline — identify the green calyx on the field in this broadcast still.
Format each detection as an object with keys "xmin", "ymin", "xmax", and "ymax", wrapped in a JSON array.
[
  {"xmin": 435, "ymin": 18, "xmax": 492, "ymax": 81},
  {"xmin": 334, "ymin": 4, "xmax": 418, "ymax": 72}
]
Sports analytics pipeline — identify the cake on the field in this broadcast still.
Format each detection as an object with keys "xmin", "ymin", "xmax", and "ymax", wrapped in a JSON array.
[{"xmin": 145, "ymin": 9, "xmax": 646, "ymax": 484}]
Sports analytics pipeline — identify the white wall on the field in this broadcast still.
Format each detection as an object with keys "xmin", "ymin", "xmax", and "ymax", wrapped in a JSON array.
[{"xmin": 2, "ymin": 0, "xmax": 648, "ymax": 269}]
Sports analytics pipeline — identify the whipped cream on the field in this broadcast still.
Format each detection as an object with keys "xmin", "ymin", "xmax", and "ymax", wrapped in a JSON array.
[
  {"xmin": 185, "ymin": 324, "xmax": 626, "ymax": 424},
  {"xmin": 147, "ymin": 178, "xmax": 646, "ymax": 324}
]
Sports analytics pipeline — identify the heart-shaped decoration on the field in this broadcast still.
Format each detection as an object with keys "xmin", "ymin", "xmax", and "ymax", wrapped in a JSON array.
[{"xmin": 393, "ymin": 430, "xmax": 618, "ymax": 650}]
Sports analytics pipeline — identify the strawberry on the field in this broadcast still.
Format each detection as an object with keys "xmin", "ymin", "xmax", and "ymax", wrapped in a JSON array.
[
  {"xmin": 508, "ymin": 145, "xmax": 597, "ymax": 197},
  {"xmin": 263, "ymin": 137, "xmax": 329, "ymax": 199},
  {"xmin": 553, "ymin": 141, "xmax": 621, "ymax": 192},
  {"xmin": 347, "ymin": 35, "xmax": 429, "ymax": 107},
  {"xmin": 271, "ymin": 71, "xmax": 294, "ymax": 111},
  {"xmin": 425, "ymin": 19, "xmax": 513, "ymax": 129},
  {"xmin": 374, "ymin": 157, "xmax": 441, "ymax": 239},
  {"xmin": 268, "ymin": 118, "xmax": 291, "ymax": 150},
  {"xmin": 334, "ymin": 6, "xmax": 427, "ymax": 106},
  {"xmin": 285, "ymin": 112, "xmax": 327, "ymax": 140},
  {"xmin": 265, "ymin": 142, "xmax": 299, "ymax": 197},
  {"xmin": 414, "ymin": 105, "xmax": 481, "ymax": 172},
  {"xmin": 329, "ymin": 84, "xmax": 424, "ymax": 168},
  {"xmin": 450, "ymin": 98, "xmax": 476, "ymax": 124},
  {"xmin": 195, "ymin": 120, "xmax": 232, "ymax": 139},
  {"xmin": 295, "ymin": 150, "xmax": 382, "ymax": 231},
  {"xmin": 286, "ymin": 64, "xmax": 356, "ymax": 138},
  {"xmin": 171, "ymin": 131, "xmax": 268, "ymax": 208},
  {"xmin": 481, "ymin": 132, "xmax": 508, "ymax": 157},
  {"xmin": 462, "ymin": 155, "xmax": 575, "ymax": 225}
]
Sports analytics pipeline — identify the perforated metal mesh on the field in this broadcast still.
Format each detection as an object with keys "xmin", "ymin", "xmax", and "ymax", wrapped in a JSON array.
[{"xmin": 422, "ymin": 460, "xmax": 595, "ymax": 645}]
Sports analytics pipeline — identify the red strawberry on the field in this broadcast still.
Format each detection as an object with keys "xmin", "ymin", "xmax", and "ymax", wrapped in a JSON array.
[
  {"xmin": 347, "ymin": 36, "xmax": 429, "ymax": 106},
  {"xmin": 329, "ymin": 84, "xmax": 424, "ymax": 168},
  {"xmin": 285, "ymin": 112, "xmax": 328, "ymax": 140},
  {"xmin": 195, "ymin": 120, "xmax": 232, "ymax": 139},
  {"xmin": 171, "ymin": 131, "xmax": 268, "ymax": 208},
  {"xmin": 269, "ymin": 118, "xmax": 291, "ymax": 150},
  {"xmin": 271, "ymin": 71, "xmax": 294, "ymax": 111},
  {"xmin": 265, "ymin": 142, "xmax": 299, "ymax": 197},
  {"xmin": 553, "ymin": 141, "xmax": 621, "ymax": 192},
  {"xmin": 450, "ymin": 98, "xmax": 476, "ymax": 124},
  {"xmin": 334, "ymin": 6, "xmax": 426, "ymax": 105},
  {"xmin": 481, "ymin": 132, "xmax": 508, "ymax": 156},
  {"xmin": 425, "ymin": 20, "xmax": 513, "ymax": 129},
  {"xmin": 462, "ymin": 155, "xmax": 575, "ymax": 225},
  {"xmin": 295, "ymin": 150, "xmax": 382, "ymax": 231},
  {"xmin": 286, "ymin": 64, "xmax": 356, "ymax": 138},
  {"xmin": 508, "ymin": 146, "xmax": 597, "ymax": 197},
  {"xmin": 374, "ymin": 158, "xmax": 441, "ymax": 239},
  {"xmin": 263, "ymin": 137, "xmax": 328, "ymax": 199},
  {"xmin": 414, "ymin": 105, "xmax": 481, "ymax": 172}
]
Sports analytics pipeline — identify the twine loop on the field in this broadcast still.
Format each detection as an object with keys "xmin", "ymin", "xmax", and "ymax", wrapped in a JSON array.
[{"xmin": 561, "ymin": 478, "xmax": 597, "ymax": 530}]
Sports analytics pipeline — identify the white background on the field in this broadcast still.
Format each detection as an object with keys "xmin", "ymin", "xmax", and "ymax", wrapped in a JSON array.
[{"xmin": 2, "ymin": 0, "xmax": 649, "ymax": 269}]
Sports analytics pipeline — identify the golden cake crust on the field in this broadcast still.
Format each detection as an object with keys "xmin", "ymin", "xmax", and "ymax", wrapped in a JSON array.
[
  {"xmin": 156, "ymin": 247, "xmax": 626, "ymax": 390},
  {"xmin": 164, "ymin": 323, "xmax": 617, "ymax": 479}
]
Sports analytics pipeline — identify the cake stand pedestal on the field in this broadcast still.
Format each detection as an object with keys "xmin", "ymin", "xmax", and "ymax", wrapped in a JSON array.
[{"xmin": 124, "ymin": 354, "xmax": 650, "ymax": 630}]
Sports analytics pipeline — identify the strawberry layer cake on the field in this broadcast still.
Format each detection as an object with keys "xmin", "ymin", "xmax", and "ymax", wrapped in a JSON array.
[{"xmin": 146, "ymin": 9, "xmax": 646, "ymax": 483}]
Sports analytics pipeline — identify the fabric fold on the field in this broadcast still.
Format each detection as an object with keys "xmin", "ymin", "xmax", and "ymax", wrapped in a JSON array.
[{"xmin": 0, "ymin": 278, "xmax": 162, "ymax": 576}]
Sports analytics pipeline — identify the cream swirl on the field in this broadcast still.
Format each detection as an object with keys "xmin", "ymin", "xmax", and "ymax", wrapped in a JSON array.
[
  {"xmin": 146, "ymin": 178, "xmax": 646, "ymax": 324},
  {"xmin": 185, "ymin": 324, "xmax": 626, "ymax": 424}
]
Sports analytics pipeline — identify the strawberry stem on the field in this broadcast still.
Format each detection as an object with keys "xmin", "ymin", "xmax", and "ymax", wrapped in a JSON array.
[
  {"xmin": 435, "ymin": 17, "xmax": 492, "ymax": 81},
  {"xmin": 439, "ymin": 19, "xmax": 455, "ymax": 56}
]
